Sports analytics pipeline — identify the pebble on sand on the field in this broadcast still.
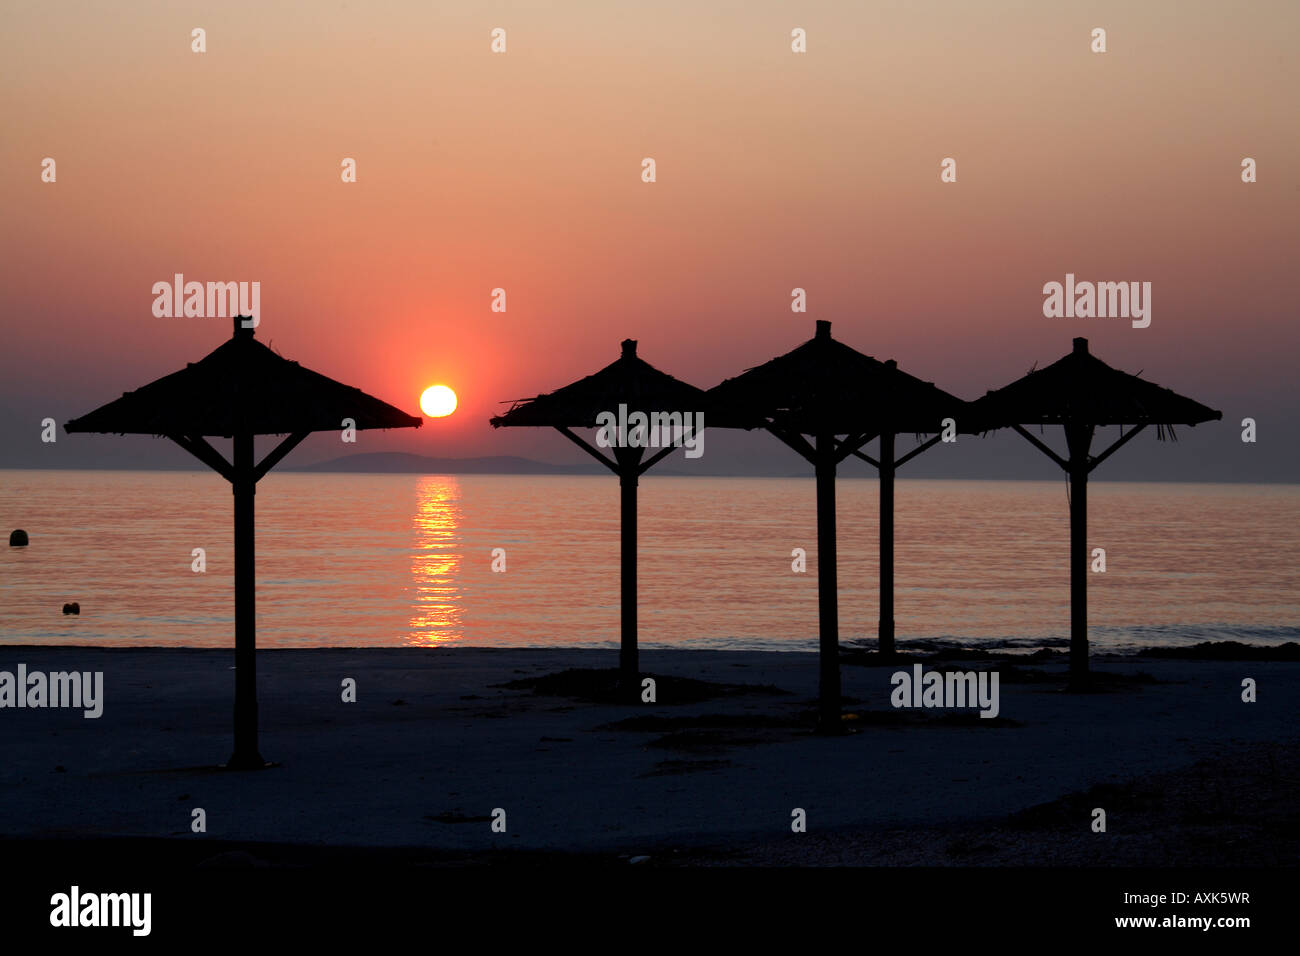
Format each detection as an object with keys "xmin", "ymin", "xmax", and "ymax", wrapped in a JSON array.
[{"xmin": 9, "ymin": 529, "xmax": 28, "ymax": 547}]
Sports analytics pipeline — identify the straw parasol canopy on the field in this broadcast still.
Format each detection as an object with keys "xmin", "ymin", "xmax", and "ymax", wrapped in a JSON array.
[
  {"xmin": 65, "ymin": 317, "xmax": 422, "ymax": 768},
  {"xmin": 708, "ymin": 320, "xmax": 969, "ymax": 730},
  {"xmin": 66, "ymin": 343, "xmax": 421, "ymax": 438},
  {"xmin": 707, "ymin": 322, "xmax": 962, "ymax": 436},
  {"xmin": 970, "ymin": 337, "xmax": 1221, "ymax": 687},
  {"xmin": 491, "ymin": 339, "xmax": 707, "ymax": 697}
]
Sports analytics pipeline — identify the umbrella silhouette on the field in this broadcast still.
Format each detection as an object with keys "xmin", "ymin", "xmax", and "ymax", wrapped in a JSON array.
[
  {"xmin": 490, "ymin": 339, "xmax": 707, "ymax": 699},
  {"xmin": 708, "ymin": 320, "xmax": 958, "ymax": 731},
  {"xmin": 65, "ymin": 317, "xmax": 422, "ymax": 768},
  {"xmin": 840, "ymin": 359, "xmax": 972, "ymax": 659},
  {"xmin": 970, "ymin": 337, "xmax": 1221, "ymax": 688}
]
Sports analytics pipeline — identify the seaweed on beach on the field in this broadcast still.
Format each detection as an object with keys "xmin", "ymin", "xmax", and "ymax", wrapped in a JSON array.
[
  {"xmin": 840, "ymin": 647, "xmax": 1065, "ymax": 667},
  {"xmin": 1134, "ymin": 640, "xmax": 1300, "ymax": 661},
  {"xmin": 998, "ymin": 666, "xmax": 1163, "ymax": 688},
  {"xmin": 603, "ymin": 703, "xmax": 1024, "ymax": 735},
  {"xmin": 666, "ymin": 743, "xmax": 1300, "ymax": 867},
  {"xmin": 645, "ymin": 730, "xmax": 771, "ymax": 753},
  {"xmin": 424, "ymin": 811, "xmax": 495, "ymax": 824},
  {"xmin": 598, "ymin": 712, "xmax": 805, "ymax": 753},
  {"xmin": 993, "ymin": 666, "xmax": 1066, "ymax": 684},
  {"xmin": 1005, "ymin": 749, "xmax": 1296, "ymax": 847},
  {"xmin": 840, "ymin": 641, "xmax": 1300, "ymax": 668},
  {"xmin": 1008, "ymin": 780, "xmax": 1165, "ymax": 830},
  {"xmin": 596, "ymin": 713, "xmax": 798, "ymax": 732},
  {"xmin": 838, "ymin": 709, "xmax": 1023, "ymax": 728},
  {"xmin": 640, "ymin": 758, "xmax": 734, "ymax": 777},
  {"xmin": 1060, "ymin": 670, "xmax": 1163, "ymax": 693},
  {"xmin": 493, "ymin": 668, "xmax": 792, "ymax": 704}
]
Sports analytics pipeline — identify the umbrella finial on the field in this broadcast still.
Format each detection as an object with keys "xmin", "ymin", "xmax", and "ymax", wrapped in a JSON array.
[
  {"xmin": 1073, "ymin": 337, "xmax": 1088, "ymax": 354},
  {"xmin": 815, "ymin": 320, "xmax": 831, "ymax": 339},
  {"xmin": 621, "ymin": 339, "xmax": 637, "ymax": 357},
  {"xmin": 234, "ymin": 315, "xmax": 255, "ymax": 339}
]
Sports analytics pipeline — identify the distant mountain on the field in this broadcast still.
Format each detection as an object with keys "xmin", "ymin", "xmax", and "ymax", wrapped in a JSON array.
[
  {"xmin": 291, "ymin": 452, "xmax": 606, "ymax": 475},
  {"xmin": 288, "ymin": 451, "xmax": 804, "ymax": 477}
]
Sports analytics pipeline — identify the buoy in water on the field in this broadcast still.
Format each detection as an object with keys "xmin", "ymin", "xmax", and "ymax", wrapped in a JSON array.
[
  {"xmin": 62, "ymin": 602, "xmax": 80, "ymax": 615},
  {"xmin": 9, "ymin": 530, "xmax": 28, "ymax": 547}
]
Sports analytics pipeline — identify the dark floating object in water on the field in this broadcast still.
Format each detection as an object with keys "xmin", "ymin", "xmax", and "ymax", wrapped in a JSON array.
[
  {"xmin": 9, "ymin": 529, "xmax": 28, "ymax": 547},
  {"xmin": 62, "ymin": 602, "xmax": 80, "ymax": 615}
]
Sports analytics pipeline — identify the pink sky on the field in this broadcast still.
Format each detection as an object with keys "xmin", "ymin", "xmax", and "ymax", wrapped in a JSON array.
[{"xmin": 2, "ymin": 0, "xmax": 1296, "ymax": 479}]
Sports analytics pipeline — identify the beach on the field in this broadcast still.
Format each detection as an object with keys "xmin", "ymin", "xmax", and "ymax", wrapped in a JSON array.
[{"xmin": 2, "ymin": 645, "xmax": 1294, "ymax": 866}]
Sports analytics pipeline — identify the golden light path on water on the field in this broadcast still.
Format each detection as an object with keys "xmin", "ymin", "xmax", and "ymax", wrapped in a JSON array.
[{"xmin": 407, "ymin": 476, "xmax": 463, "ymax": 645}]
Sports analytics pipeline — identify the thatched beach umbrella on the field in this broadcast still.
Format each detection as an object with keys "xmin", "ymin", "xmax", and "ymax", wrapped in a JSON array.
[
  {"xmin": 490, "ymin": 339, "xmax": 706, "ymax": 698},
  {"xmin": 65, "ymin": 317, "xmax": 422, "ymax": 768},
  {"xmin": 841, "ymin": 361, "xmax": 972, "ymax": 658},
  {"xmin": 970, "ymin": 337, "xmax": 1221, "ymax": 687},
  {"xmin": 708, "ymin": 320, "xmax": 961, "ymax": 730}
]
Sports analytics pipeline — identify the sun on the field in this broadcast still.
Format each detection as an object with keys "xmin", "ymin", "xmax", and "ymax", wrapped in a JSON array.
[{"xmin": 419, "ymin": 384, "xmax": 458, "ymax": 418}]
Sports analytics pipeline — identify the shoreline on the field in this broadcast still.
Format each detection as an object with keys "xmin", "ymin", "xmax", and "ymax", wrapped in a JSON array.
[
  {"xmin": 3, "ymin": 638, "xmax": 1296, "ymax": 656},
  {"xmin": 6, "ymin": 465, "xmax": 1299, "ymax": 485}
]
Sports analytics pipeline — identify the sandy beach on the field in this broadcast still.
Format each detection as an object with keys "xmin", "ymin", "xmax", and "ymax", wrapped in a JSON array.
[{"xmin": 1, "ymin": 644, "xmax": 1294, "ymax": 867}]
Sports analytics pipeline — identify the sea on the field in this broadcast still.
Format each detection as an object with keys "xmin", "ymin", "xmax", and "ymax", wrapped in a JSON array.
[{"xmin": 2, "ymin": 470, "xmax": 1297, "ymax": 654}]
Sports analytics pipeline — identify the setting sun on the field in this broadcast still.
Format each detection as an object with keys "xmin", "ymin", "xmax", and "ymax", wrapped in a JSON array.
[{"xmin": 419, "ymin": 385, "xmax": 458, "ymax": 418}]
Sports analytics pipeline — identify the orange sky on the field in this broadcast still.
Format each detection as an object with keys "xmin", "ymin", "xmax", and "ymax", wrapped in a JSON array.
[{"xmin": 2, "ymin": 1, "xmax": 1297, "ymax": 478}]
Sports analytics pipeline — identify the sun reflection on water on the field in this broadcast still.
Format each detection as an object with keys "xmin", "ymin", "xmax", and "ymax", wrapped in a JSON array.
[{"xmin": 406, "ymin": 476, "xmax": 463, "ymax": 645}]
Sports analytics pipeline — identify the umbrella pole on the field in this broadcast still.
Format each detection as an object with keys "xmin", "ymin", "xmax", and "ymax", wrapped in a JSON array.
[
  {"xmin": 814, "ymin": 432, "xmax": 842, "ymax": 733},
  {"xmin": 1065, "ymin": 424, "xmax": 1094, "ymax": 690},
  {"xmin": 879, "ymin": 432, "xmax": 895, "ymax": 658},
  {"xmin": 619, "ymin": 465, "xmax": 639, "ymax": 701},
  {"xmin": 228, "ymin": 430, "xmax": 265, "ymax": 769}
]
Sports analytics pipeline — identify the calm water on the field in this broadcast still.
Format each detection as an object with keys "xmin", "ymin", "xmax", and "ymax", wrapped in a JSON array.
[{"xmin": 1, "ymin": 470, "xmax": 1297, "ymax": 653}]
